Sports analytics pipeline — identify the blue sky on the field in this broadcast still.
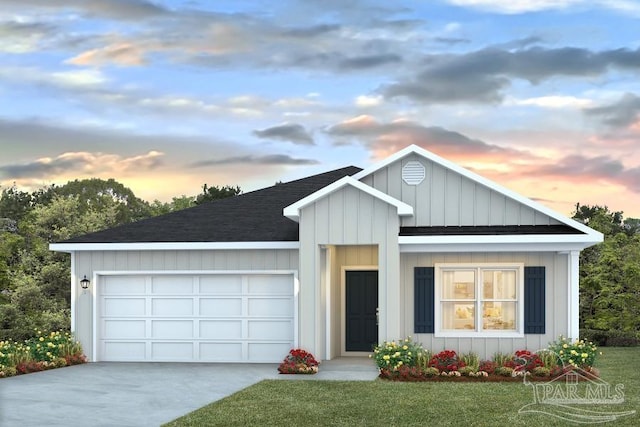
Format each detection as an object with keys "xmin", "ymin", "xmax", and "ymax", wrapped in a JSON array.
[{"xmin": 1, "ymin": 0, "xmax": 639, "ymax": 217}]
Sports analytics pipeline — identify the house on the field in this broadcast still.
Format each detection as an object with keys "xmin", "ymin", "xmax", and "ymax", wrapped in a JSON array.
[{"xmin": 50, "ymin": 145, "xmax": 603, "ymax": 363}]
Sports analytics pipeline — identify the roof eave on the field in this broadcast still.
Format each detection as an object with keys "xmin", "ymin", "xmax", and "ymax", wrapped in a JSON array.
[{"xmin": 49, "ymin": 241, "xmax": 301, "ymax": 252}]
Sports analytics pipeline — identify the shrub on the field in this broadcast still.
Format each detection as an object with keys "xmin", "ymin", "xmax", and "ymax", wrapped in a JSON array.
[
  {"xmin": 459, "ymin": 352, "xmax": 479, "ymax": 371},
  {"xmin": 429, "ymin": 350, "xmax": 465, "ymax": 372},
  {"xmin": 372, "ymin": 337, "xmax": 422, "ymax": 371},
  {"xmin": 579, "ymin": 329, "xmax": 608, "ymax": 346},
  {"xmin": 278, "ymin": 348, "xmax": 318, "ymax": 374},
  {"xmin": 547, "ymin": 336, "xmax": 598, "ymax": 369},
  {"xmin": 536, "ymin": 349, "xmax": 559, "ymax": 369},
  {"xmin": 478, "ymin": 360, "xmax": 497, "ymax": 374},
  {"xmin": 605, "ymin": 330, "xmax": 640, "ymax": 347},
  {"xmin": 0, "ymin": 329, "xmax": 86, "ymax": 377},
  {"xmin": 510, "ymin": 350, "xmax": 543, "ymax": 372},
  {"xmin": 458, "ymin": 366, "xmax": 476, "ymax": 376},
  {"xmin": 492, "ymin": 352, "xmax": 513, "ymax": 367},
  {"xmin": 415, "ymin": 349, "xmax": 432, "ymax": 370},
  {"xmin": 532, "ymin": 366, "xmax": 551, "ymax": 377},
  {"xmin": 494, "ymin": 366, "xmax": 514, "ymax": 377}
]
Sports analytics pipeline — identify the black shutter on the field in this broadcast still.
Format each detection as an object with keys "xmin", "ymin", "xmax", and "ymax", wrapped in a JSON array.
[
  {"xmin": 524, "ymin": 266, "xmax": 546, "ymax": 334},
  {"xmin": 414, "ymin": 267, "xmax": 435, "ymax": 333}
]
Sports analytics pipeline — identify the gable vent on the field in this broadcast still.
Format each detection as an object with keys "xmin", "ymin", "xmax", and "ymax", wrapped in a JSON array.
[{"xmin": 402, "ymin": 161, "xmax": 425, "ymax": 185}]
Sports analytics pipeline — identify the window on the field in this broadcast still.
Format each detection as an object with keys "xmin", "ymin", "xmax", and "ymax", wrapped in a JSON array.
[{"xmin": 435, "ymin": 263, "xmax": 524, "ymax": 337}]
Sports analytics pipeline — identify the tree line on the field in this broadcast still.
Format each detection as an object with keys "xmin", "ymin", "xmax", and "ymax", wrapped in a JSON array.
[
  {"xmin": 0, "ymin": 180, "xmax": 638, "ymax": 343},
  {"xmin": 0, "ymin": 179, "xmax": 240, "ymax": 340}
]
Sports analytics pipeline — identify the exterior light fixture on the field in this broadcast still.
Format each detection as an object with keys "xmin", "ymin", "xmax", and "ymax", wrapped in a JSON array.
[{"xmin": 80, "ymin": 275, "xmax": 90, "ymax": 290}]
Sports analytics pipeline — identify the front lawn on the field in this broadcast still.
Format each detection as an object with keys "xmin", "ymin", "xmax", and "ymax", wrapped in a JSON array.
[{"xmin": 165, "ymin": 348, "xmax": 639, "ymax": 427}]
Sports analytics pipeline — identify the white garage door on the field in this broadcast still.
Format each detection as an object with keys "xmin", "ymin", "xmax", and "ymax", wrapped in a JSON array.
[{"xmin": 96, "ymin": 273, "xmax": 295, "ymax": 362}]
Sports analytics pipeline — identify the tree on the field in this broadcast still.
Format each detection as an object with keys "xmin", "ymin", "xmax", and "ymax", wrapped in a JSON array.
[
  {"xmin": 573, "ymin": 203, "xmax": 640, "ymax": 333},
  {"xmin": 195, "ymin": 184, "xmax": 241, "ymax": 205}
]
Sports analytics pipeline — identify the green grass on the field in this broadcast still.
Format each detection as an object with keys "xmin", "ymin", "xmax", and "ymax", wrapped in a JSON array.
[{"xmin": 164, "ymin": 348, "xmax": 639, "ymax": 427}]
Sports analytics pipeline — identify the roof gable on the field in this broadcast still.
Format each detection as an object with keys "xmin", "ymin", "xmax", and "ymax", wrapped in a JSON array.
[
  {"xmin": 283, "ymin": 176, "xmax": 414, "ymax": 221},
  {"xmin": 353, "ymin": 144, "xmax": 602, "ymax": 242}
]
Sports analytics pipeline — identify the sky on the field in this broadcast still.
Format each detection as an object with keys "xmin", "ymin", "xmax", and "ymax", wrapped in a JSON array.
[{"xmin": 1, "ymin": 0, "xmax": 639, "ymax": 218}]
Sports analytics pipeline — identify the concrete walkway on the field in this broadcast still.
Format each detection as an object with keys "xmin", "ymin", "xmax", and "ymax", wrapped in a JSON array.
[{"xmin": 0, "ymin": 358, "xmax": 378, "ymax": 427}]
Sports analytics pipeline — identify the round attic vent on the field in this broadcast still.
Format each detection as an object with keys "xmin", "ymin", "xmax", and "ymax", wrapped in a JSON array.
[{"xmin": 402, "ymin": 161, "xmax": 425, "ymax": 185}]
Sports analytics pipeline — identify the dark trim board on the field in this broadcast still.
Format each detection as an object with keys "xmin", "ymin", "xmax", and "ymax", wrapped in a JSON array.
[{"xmin": 400, "ymin": 225, "xmax": 584, "ymax": 236}]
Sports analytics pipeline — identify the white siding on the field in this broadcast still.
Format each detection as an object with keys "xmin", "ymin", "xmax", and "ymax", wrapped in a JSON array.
[
  {"xmin": 400, "ymin": 251, "xmax": 568, "ymax": 359},
  {"xmin": 361, "ymin": 153, "xmax": 562, "ymax": 227},
  {"xmin": 298, "ymin": 185, "xmax": 401, "ymax": 357}
]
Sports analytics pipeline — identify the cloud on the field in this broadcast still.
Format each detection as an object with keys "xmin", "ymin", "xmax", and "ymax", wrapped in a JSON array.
[
  {"xmin": 585, "ymin": 93, "xmax": 640, "ymax": 128},
  {"xmin": 510, "ymin": 95, "xmax": 594, "ymax": 109},
  {"xmin": 190, "ymin": 154, "xmax": 319, "ymax": 168},
  {"xmin": 325, "ymin": 115, "xmax": 532, "ymax": 162},
  {"xmin": 66, "ymin": 42, "xmax": 147, "ymax": 67},
  {"xmin": 0, "ymin": 20, "xmax": 57, "ymax": 53},
  {"xmin": 381, "ymin": 46, "xmax": 640, "ymax": 104},
  {"xmin": 524, "ymin": 154, "xmax": 640, "ymax": 193},
  {"xmin": 355, "ymin": 95, "xmax": 384, "ymax": 107},
  {"xmin": 445, "ymin": 0, "xmax": 640, "ymax": 15},
  {"xmin": 0, "ymin": 151, "xmax": 164, "ymax": 180},
  {"xmin": 0, "ymin": 0, "xmax": 168, "ymax": 21},
  {"xmin": 253, "ymin": 123, "xmax": 314, "ymax": 145}
]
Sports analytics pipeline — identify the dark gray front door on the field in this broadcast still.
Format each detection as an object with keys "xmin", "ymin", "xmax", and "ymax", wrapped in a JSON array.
[{"xmin": 345, "ymin": 270, "xmax": 378, "ymax": 352}]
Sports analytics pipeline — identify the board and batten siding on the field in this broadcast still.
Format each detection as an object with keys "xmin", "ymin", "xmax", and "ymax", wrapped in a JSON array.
[
  {"xmin": 360, "ymin": 153, "xmax": 562, "ymax": 227},
  {"xmin": 400, "ymin": 251, "xmax": 568, "ymax": 359},
  {"xmin": 73, "ymin": 249, "xmax": 299, "ymax": 361},
  {"xmin": 298, "ymin": 185, "xmax": 401, "ymax": 357}
]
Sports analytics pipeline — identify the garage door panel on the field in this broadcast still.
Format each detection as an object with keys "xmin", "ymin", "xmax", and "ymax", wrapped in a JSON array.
[
  {"xmin": 248, "ymin": 298, "xmax": 292, "ymax": 316},
  {"xmin": 104, "ymin": 342, "xmax": 146, "ymax": 360},
  {"xmin": 200, "ymin": 276, "xmax": 242, "ymax": 294},
  {"xmin": 98, "ymin": 273, "xmax": 295, "ymax": 362},
  {"xmin": 200, "ymin": 298, "xmax": 242, "ymax": 316},
  {"xmin": 248, "ymin": 275, "xmax": 292, "ymax": 294},
  {"xmin": 104, "ymin": 298, "xmax": 146, "ymax": 316},
  {"xmin": 104, "ymin": 320, "xmax": 146, "ymax": 339},
  {"xmin": 200, "ymin": 342, "xmax": 243, "ymax": 361},
  {"xmin": 151, "ymin": 276, "xmax": 194, "ymax": 294},
  {"xmin": 102, "ymin": 276, "xmax": 146, "ymax": 294},
  {"xmin": 152, "ymin": 298, "xmax": 193, "ymax": 316},
  {"xmin": 151, "ymin": 342, "xmax": 193, "ymax": 360},
  {"xmin": 151, "ymin": 320, "xmax": 194, "ymax": 338},
  {"xmin": 200, "ymin": 320, "xmax": 242, "ymax": 339},
  {"xmin": 248, "ymin": 320, "xmax": 293, "ymax": 340}
]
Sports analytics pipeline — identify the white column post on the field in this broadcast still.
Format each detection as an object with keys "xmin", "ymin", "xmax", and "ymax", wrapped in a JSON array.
[{"xmin": 568, "ymin": 250, "xmax": 580, "ymax": 340}]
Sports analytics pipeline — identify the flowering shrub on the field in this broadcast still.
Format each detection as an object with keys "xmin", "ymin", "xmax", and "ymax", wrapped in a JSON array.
[
  {"xmin": 429, "ymin": 350, "xmax": 465, "ymax": 372},
  {"xmin": 507, "ymin": 350, "xmax": 543, "ymax": 372},
  {"xmin": 547, "ymin": 336, "xmax": 598, "ymax": 369},
  {"xmin": 278, "ymin": 348, "xmax": 319, "ymax": 374},
  {"xmin": 372, "ymin": 337, "xmax": 422, "ymax": 371},
  {"xmin": 478, "ymin": 360, "xmax": 497, "ymax": 374},
  {"xmin": 0, "ymin": 329, "xmax": 86, "ymax": 378}
]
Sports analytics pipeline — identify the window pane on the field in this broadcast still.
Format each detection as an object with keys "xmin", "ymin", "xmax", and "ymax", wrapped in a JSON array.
[
  {"xmin": 442, "ymin": 302, "xmax": 475, "ymax": 330},
  {"xmin": 442, "ymin": 270, "xmax": 475, "ymax": 299},
  {"xmin": 482, "ymin": 270, "xmax": 517, "ymax": 300},
  {"xmin": 482, "ymin": 302, "xmax": 516, "ymax": 330}
]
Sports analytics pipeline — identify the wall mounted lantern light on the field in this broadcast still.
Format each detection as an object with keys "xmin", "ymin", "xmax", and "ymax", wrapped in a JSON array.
[{"xmin": 80, "ymin": 275, "xmax": 90, "ymax": 290}]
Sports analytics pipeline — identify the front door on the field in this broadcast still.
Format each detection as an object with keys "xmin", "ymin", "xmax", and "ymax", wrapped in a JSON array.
[{"xmin": 345, "ymin": 270, "xmax": 378, "ymax": 352}]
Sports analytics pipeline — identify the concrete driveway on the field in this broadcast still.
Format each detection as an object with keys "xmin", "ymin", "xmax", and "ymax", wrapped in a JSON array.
[{"xmin": 0, "ymin": 362, "xmax": 279, "ymax": 427}]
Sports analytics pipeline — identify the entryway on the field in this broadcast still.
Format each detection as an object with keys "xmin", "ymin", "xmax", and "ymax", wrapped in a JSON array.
[{"xmin": 345, "ymin": 270, "xmax": 378, "ymax": 352}]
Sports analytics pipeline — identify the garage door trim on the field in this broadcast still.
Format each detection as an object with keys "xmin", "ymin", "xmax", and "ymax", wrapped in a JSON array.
[{"xmin": 91, "ymin": 270, "xmax": 299, "ymax": 362}]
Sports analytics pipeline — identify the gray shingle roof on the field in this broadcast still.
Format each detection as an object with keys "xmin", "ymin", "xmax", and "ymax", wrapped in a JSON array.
[{"xmin": 62, "ymin": 166, "xmax": 362, "ymax": 243}]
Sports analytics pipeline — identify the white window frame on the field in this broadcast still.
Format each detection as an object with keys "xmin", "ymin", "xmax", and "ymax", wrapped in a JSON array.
[{"xmin": 434, "ymin": 263, "xmax": 524, "ymax": 338}]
